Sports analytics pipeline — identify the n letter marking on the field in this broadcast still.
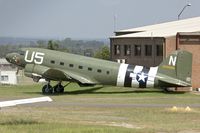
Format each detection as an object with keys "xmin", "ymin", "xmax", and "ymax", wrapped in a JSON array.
[{"xmin": 168, "ymin": 56, "xmax": 177, "ymax": 66}]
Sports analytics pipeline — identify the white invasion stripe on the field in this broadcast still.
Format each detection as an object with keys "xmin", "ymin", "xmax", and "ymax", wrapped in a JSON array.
[
  {"xmin": 147, "ymin": 67, "xmax": 158, "ymax": 88},
  {"xmin": 146, "ymin": 81, "xmax": 154, "ymax": 88},
  {"xmin": 117, "ymin": 64, "xmax": 128, "ymax": 86},
  {"xmin": 133, "ymin": 66, "xmax": 143, "ymax": 73},
  {"xmin": 130, "ymin": 73, "xmax": 139, "ymax": 88},
  {"xmin": 0, "ymin": 97, "xmax": 52, "ymax": 108},
  {"xmin": 130, "ymin": 66, "xmax": 143, "ymax": 87}
]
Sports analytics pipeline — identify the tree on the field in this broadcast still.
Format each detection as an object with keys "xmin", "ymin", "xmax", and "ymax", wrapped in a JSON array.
[
  {"xmin": 47, "ymin": 40, "xmax": 59, "ymax": 50},
  {"xmin": 94, "ymin": 46, "xmax": 110, "ymax": 60},
  {"xmin": 37, "ymin": 40, "xmax": 47, "ymax": 48}
]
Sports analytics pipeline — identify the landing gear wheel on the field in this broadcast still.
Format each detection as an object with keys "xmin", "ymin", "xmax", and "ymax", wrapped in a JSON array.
[
  {"xmin": 163, "ymin": 87, "xmax": 176, "ymax": 92},
  {"xmin": 54, "ymin": 84, "xmax": 64, "ymax": 93},
  {"xmin": 42, "ymin": 84, "xmax": 53, "ymax": 94}
]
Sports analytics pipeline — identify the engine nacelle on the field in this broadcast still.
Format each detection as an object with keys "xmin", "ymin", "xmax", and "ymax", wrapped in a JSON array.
[{"xmin": 24, "ymin": 64, "xmax": 49, "ymax": 82}]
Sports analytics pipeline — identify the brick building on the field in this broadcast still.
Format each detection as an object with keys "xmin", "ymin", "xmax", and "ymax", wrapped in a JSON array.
[{"xmin": 110, "ymin": 17, "xmax": 200, "ymax": 88}]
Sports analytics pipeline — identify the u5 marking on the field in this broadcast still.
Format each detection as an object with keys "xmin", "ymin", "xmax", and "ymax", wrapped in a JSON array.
[{"xmin": 24, "ymin": 50, "xmax": 45, "ymax": 64}]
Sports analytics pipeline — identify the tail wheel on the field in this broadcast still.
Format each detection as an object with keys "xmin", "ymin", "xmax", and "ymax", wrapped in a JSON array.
[
  {"xmin": 42, "ymin": 84, "xmax": 53, "ymax": 94},
  {"xmin": 162, "ymin": 87, "xmax": 176, "ymax": 92}
]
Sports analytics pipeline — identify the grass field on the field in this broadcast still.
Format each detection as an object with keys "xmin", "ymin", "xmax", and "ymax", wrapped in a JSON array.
[{"xmin": 0, "ymin": 83, "xmax": 200, "ymax": 133}]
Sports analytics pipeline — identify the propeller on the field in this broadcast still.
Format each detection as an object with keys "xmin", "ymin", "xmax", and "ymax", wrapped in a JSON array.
[{"xmin": 16, "ymin": 67, "xmax": 19, "ymax": 75}]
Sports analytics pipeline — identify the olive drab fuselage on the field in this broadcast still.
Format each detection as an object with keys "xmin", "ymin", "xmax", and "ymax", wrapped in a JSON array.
[{"xmin": 6, "ymin": 48, "xmax": 192, "ymax": 89}]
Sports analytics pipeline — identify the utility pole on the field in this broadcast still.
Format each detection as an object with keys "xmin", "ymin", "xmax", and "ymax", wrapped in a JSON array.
[{"xmin": 114, "ymin": 14, "xmax": 117, "ymax": 32}]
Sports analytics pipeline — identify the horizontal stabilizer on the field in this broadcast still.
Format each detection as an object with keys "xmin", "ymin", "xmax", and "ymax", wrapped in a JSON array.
[
  {"xmin": 0, "ymin": 96, "xmax": 52, "ymax": 108},
  {"xmin": 156, "ymin": 73, "xmax": 191, "ymax": 87}
]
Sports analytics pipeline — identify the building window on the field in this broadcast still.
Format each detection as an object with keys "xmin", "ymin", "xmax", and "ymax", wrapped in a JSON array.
[
  {"xmin": 97, "ymin": 69, "xmax": 102, "ymax": 73},
  {"xmin": 51, "ymin": 60, "xmax": 55, "ymax": 64},
  {"xmin": 1, "ymin": 75, "xmax": 8, "ymax": 81},
  {"xmin": 156, "ymin": 45, "xmax": 163, "ymax": 56},
  {"xmin": 117, "ymin": 59, "xmax": 126, "ymax": 64},
  {"xmin": 69, "ymin": 64, "xmax": 74, "ymax": 67},
  {"xmin": 79, "ymin": 66, "xmax": 83, "ymax": 69},
  {"xmin": 88, "ymin": 67, "xmax": 92, "ymax": 71},
  {"xmin": 60, "ymin": 62, "xmax": 64, "ymax": 66},
  {"xmin": 145, "ymin": 45, "xmax": 152, "ymax": 56},
  {"xmin": 124, "ymin": 45, "xmax": 131, "ymax": 56},
  {"xmin": 135, "ymin": 45, "xmax": 141, "ymax": 56},
  {"xmin": 179, "ymin": 36, "xmax": 200, "ymax": 44},
  {"xmin": 114, "ymin": 45, "xmax": 121, "ymax": 55}
]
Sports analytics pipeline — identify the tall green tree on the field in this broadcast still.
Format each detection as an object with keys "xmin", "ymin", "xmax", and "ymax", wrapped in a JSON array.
[
  {"xmin": 94, "ymin": 46, "xmax": 110, "ymax": 60},
  {"xmin": 47, "ymin": 40, "xmax": 59, "ymax": 50}
]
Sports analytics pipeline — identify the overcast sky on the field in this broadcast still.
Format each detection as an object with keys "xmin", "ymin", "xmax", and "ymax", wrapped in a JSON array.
[{"xmin": 0, "ymin": 0, "xmax": 199, "ymax": 39}]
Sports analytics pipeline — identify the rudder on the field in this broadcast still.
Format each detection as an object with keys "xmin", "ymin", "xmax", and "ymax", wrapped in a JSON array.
[{"xmin": 158, "ymin": 50, "xmax": 192, "ymax": 86}]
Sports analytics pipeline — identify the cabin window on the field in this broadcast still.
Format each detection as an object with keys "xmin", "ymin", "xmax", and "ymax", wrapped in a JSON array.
[
  {"xmin": 97, "ymin": 69, "xmax": 102, "ymax": 73},
  {"xmin": 69, "ymin": 64, "xmax": 74, "ymax": 67},
  {"xmin": 60, "ymin": 62, "xmax": 64, "ymax": 66},
  {"xmin": 88, "ymin": 67, "xmax": 92, "ymax": 71},
  {"xmin": 79, "ymin": 66, "xmax": 83, "ymax": 69},
  {"xmin": 106, "ymin": 71, "xmax": 110, "ymax": 75},
  {"xmin": 51, "ymin": 60, "xmax": 55, "ymax": 64}
]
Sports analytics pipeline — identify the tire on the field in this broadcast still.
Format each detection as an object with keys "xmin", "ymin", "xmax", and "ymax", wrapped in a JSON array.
[
  {"xmin": 54, "ymin": 84, "xmax": 64, "ymax": 93},
  {"xmin": 162, "ymin": 87, "xmax": 176, "ymax": 92},
  {"xmin": 42, "ymin": 84, "xmax": 53, "ymax": 94}
]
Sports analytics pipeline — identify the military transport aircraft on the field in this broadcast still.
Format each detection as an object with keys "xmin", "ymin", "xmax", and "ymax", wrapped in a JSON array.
[{"xmin": 6, "ymin": 48, "xmax": 192, "ymax": 94}]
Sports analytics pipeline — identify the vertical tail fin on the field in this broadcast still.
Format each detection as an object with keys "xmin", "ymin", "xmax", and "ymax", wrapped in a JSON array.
[{"xmin": 157, "ymin": 50, "xmax": 192, "ymax": 87}]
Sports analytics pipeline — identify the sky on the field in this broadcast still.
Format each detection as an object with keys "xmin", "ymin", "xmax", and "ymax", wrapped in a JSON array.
[{"xmin": 0, "ymin": 0, "xmax": 199, "ymax": 39}]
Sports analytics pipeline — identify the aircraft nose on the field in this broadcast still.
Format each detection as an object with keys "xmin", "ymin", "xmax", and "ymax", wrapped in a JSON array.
[{"xmin": 5, "ymin": 53, "xmax": 12, "ymax": 63}]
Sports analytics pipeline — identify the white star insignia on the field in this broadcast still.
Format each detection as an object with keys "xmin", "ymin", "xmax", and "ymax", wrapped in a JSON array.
[{"xmin": 137, "ymin": 72, "xmax": 147, "ymax": 82}]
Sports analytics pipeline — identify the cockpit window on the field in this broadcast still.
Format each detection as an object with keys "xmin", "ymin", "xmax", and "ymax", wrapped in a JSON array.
[{"xmin": 19, "ymin": 51, "xmax": 25, "ymax": 56}]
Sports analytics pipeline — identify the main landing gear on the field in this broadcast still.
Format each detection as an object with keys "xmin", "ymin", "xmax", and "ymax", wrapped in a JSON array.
[
  {"xmin": 42, "ymin": 81, "xmax": 67, "ymax": 94},
  {"xmin": 42, "ymin": 83, "xmax": 53, "ymax": 94}
]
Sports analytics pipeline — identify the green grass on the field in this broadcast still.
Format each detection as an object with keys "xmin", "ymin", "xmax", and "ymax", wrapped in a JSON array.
[{"xmin": 0, "ymin": 83, "xmax": 200, "ymax": 133}]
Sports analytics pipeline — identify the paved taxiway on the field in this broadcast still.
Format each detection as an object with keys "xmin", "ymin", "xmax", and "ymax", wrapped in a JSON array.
[{"xmin": 23, "ymin": 101, "xmax": 200, "ymax": 108}]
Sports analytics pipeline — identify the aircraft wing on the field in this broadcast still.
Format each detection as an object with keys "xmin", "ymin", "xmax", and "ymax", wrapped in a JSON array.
[
  {"xmin": 43, "ymin": 68, "xmax": 98, "ymax": 84},
  {"xmin": 0, "ymin": 97, "xmax": 52, "ymax": 108}
]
